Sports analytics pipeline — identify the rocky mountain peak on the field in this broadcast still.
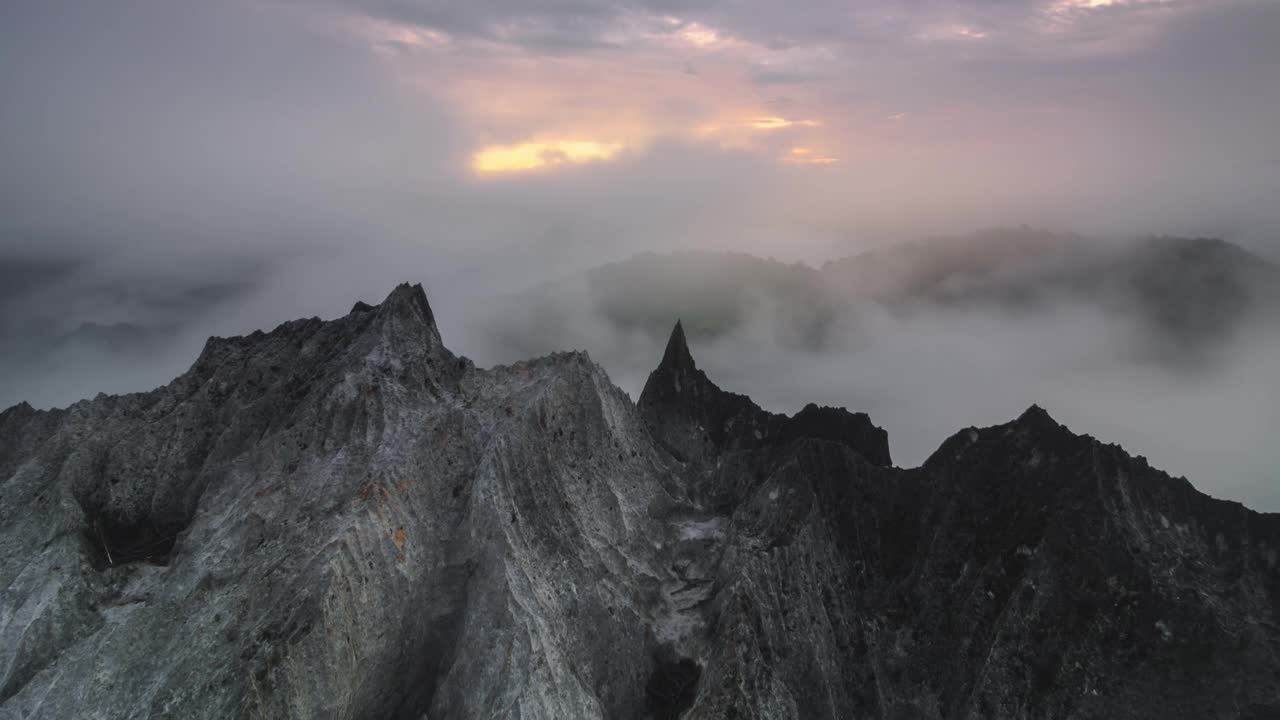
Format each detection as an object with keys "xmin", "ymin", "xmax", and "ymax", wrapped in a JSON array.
[
  {"xmin": 358, "ymin": 282, "xmax": 447, "ymax": 352},
  {"xmin": 1015, "ymin": 403, "xmax": 1059, "ymax": 430},
  {"xmin": 641, "ymin": 320, "xmax": 709, "ymax": 407},
  {"xmin": 639, "ymin": 321, "xmax": 891, "ymax": 467},
  {"xmin": 924, "ymin": 403, "xmax": 1081, "ymax": 471},
  {"xmin": 0, "ymin": 400, "xmax": 34, "ymax": 418},
  {"xmin": 658, "ymin": 319, "xmax": 695, "ymax": 373},
  {"xmin": 379, "ymin": 282, "xmax": 437, "ymax": 324},
  {"xmin": 639, "ymin": 320, "xmax": 767, "ymax": 462}
]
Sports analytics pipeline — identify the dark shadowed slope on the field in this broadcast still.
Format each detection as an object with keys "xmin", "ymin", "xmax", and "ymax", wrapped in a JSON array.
[{"xmin": 637, "ymin": 321, "xmax": 1280, "ymax": 719}]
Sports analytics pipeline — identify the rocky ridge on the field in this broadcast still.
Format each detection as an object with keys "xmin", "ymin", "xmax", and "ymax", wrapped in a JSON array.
[{"xmin": 0, "ymin": 284, "xmax": 1277, "ymax": 719}]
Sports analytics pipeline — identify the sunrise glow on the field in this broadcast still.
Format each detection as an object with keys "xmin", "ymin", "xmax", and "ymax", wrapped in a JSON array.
[
  {"xmin": 471, "ymin": 140, "xmax": 624, "ymax": 174},
  {"xmin": 679, "ymin": 23, "xmax": 723, "ymax": 48},
  {"xmin": 786, "ymin": 147, "xmax": 838, "ymax": 165},
  {"xmin": 751, "ymin": 117, "xmax": 820, "ymax": 130}
]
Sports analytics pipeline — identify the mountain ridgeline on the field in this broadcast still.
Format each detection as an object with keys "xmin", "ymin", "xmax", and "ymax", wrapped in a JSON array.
[
  {"xmin": 1, "ymin": 283, "xmax": 1277, "ymax": 719},
  {"xmin": 483, "ymin": 231, "xmax": 1280, "ymax": 362}
]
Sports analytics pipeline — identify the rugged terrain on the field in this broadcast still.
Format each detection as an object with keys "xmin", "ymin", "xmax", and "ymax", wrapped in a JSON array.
[{"xmin": 1, "ymin": 283, "xmax": 1277, "ymax": 719}]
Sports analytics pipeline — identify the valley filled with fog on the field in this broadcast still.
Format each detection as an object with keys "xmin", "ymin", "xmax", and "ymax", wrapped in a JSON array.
[
  {"xmin": 4, "ymin": 229, "xmax": 1276, "ymax": 509},
  {"xmin": 466, "ymin": 230, "xmax": 1280, "ymax": 510}
]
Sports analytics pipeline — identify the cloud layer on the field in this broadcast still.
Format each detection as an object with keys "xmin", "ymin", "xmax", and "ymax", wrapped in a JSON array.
[{"xmin": 1, "ymin": 0, "xmax": 1277, "ymax": 507}]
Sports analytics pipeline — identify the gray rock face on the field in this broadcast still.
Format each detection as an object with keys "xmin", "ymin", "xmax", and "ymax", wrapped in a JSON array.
[{"xmin": 1, "ymin": 284, "xmax": 1277, "ymax": 719}]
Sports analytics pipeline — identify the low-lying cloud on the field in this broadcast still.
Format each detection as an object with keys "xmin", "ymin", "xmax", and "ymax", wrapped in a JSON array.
[
  {"xmin": 1, "ymin": 1, "xmax": 1277, "ymax": 510},
  {"xmin": 459, "ymin": 237, "xmax": 1280, "ymax": 510}
]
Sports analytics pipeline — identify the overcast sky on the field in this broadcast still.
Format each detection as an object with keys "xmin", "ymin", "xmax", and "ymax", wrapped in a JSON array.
[
  {"xmin": 4, "ymin": 0, "xmax": 1279, "ymax": 271},
  {"xmin": 1, "ymin": 0, "xmax": 1278, "ymax": 505}
]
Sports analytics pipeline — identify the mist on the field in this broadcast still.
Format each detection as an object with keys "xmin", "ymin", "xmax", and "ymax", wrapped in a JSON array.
[
  {"xmin": 455, "ymin": 236, "xmax": 1280, "ymax": 510},
  {"xmin": 694, "ymin": 296, "xmax": 1280, "ymax": 513},
  {"xmin": 2, "ymin": 0, "xmax": 1278, "ymax": 507}
]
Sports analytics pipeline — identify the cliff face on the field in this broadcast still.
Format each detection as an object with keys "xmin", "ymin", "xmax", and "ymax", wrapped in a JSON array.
[{"xmin": 1, "ymin": 285, "xmax": 1277, "ymax": 719}]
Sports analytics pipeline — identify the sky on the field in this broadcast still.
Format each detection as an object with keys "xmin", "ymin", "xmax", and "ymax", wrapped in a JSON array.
[
  {"xmin": 3, "ymin": 0, "xmax": 1279, "ymax": 266},
  {"xmin": 1, "ymin": 0, "xmax": 1278, "ymax": 505}
]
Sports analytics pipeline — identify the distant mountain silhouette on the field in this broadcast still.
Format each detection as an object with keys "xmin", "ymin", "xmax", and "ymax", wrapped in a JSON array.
[{"xmin": 482, "ymin": 229, "xmax": 1280, "ymax": 363}]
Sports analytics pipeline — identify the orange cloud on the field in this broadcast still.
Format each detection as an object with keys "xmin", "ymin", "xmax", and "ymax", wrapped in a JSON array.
[
  {"xmin": 751, "ymin": 117, "xmax": 820, "ymax": 130},
  {"xmin": 471, "ymin": 140, "xmax": 624, "ymax": 174},
  {"xmin": 785, "ymin": 147, "xmax": 838, "ymax": 165}
]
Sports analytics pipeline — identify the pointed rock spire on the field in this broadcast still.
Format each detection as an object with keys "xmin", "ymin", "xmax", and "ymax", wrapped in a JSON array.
[
  {"xmin": 640, "ymin": 320, "xmax": 768, "ymax": 462},
  {"xmin": 658, "ymin": 320, "xmax": 697, "ymax": 375},
  {"xmin": 638, "ymin": 319, "xmax": 892, "ymax": 466},
  {"xmin": 640, "ymin": 320, "xmax": 711, "ymax": 413}
]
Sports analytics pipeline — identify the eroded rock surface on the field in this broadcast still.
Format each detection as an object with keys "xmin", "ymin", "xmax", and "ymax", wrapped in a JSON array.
[{"xmin": 0, "ymin": 285, "xmax": 1276, "ymax": 719}]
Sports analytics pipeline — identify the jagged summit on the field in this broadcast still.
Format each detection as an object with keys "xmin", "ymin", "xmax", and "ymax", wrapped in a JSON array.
[
  {"xmin": 346, "ymin": 283, "xmax": 437, "ymax": 323},
  {"xmin": 782, "ymin": 403, "xmax": 892, "ymax": 466},
  {"xmin": 357, "ymin": 282, "xmax": 448, "ymax": 354},
  {"xmin": 380, "ymin": 282, "xmax": 436, "ymax": 323},
  {"xmin": 189, "ymin": 282, "xmax": 449, "ymax": 381}
]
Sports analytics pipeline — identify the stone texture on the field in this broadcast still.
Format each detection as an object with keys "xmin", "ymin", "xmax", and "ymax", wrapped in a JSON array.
[{"xmin": 0, "ymin": 286, "xmax": 1276, "ymax": 719}]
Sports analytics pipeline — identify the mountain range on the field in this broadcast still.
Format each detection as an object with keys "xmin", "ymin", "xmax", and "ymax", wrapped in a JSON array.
[
  {"xmin": 482, "ymin": 229, "xmax": 1280, "ymax": 365},
  {"xmin": 1, "ymin": 283, "xmax": 1276, "ymax": 719}
]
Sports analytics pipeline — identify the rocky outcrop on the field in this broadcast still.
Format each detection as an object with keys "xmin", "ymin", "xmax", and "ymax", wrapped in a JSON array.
[
  {"xmin": 0, "ymin": 285, "xmax": 1277, "ymax": 719},
  {"xmin": 638, "ymin": 320, "xmax": 891, "ymax": 467}
]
